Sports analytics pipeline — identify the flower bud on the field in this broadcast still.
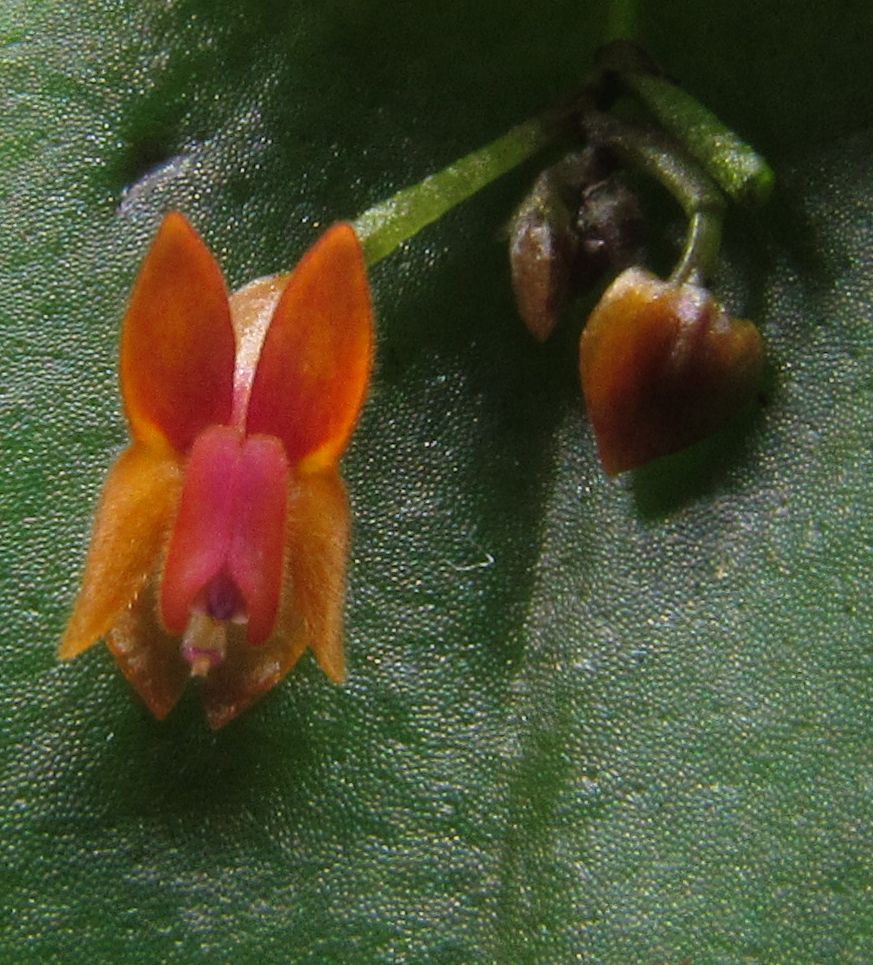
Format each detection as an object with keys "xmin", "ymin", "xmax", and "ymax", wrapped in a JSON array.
[
  {"xmin": 508, "ymin": 166, "xmax": 579, "ymax": 342},
  {"xmin": 575, "ymin": 175, "xmax": 645, "ymax": 290},
  {"xmin": 509, "ymin": 148, "xmax": 644, "ymax": 341},
  {"xmin": 579, "ymin": 267, "xmax": 764, "ymax": 475}
]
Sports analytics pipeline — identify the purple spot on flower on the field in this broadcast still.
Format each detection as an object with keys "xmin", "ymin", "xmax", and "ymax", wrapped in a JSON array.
[{"xmin": 205, "ymin": 570, "xmax": 245, "ymax": 622}]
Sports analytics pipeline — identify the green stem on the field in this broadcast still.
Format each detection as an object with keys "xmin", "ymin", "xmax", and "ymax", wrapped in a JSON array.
[
  {"xmin": 671, "ymin": 210, "xmax": 723, "ymax": 286},
  {"xmin": 351, "ymin": 43, "xmax": 769, "ymax": 276},
  {"xmin": 597, "ymin": 43, "xmax": 774, "ymax": 207},
  {"xmin": 583, "ymin": 110, "xmax": 724, "ymax": 284},
  {"xmin": 353, "ymin": 115, "xmax": 560, "ymax": 267},
  {"xmin": 603, "ymin": 0, "xmax": 640, "ymax": 44}
]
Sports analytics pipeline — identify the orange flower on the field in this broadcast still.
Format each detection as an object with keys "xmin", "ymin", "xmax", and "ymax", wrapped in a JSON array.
[
  {"xmin": 59, "ymin": 213, "xmax": 374, "ymax": 728},
  {"xmin": 580, "ymin": 267, "xmax": 763, "ymax": 475}
]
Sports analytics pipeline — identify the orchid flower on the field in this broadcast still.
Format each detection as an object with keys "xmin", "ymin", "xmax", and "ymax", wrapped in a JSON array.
[{"xmin": 59, "ymin": 213, "xmax": 373, "ymax": 728}]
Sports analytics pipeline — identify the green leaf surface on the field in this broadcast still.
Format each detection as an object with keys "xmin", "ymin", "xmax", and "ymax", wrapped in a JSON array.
[{"xmin": 2, "ymin": 2, "xmax": 871, "ymax": 961}]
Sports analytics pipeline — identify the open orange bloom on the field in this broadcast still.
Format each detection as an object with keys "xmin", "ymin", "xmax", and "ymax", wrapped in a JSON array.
[{"xmin": 59, "ymin": 213, "xmax": 373, "ymax": 728}]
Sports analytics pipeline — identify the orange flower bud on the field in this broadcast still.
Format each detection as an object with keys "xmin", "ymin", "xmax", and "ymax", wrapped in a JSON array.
[{"xmin": 579, "ymin": 267, "xmax": 763, "ymax": 475}]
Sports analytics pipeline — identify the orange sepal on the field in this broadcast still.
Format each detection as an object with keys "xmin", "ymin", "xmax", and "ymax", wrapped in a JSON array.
[
  {"xmin": 121, "ymin": 212, "xmax": 235, "ymax": 454},
  {"xmin": 283, "ymin": 469, "xmax": 350, "ymax": 683},
  {"xmin": 245, "ymin": 223, "xmax": 374, "ymax": 472},
  {"xmin": 59, "ymin": 444, "xmax": 183, "ymax": 660},
  {"xmin": 106, "ymin": 578, "xmax": 190, "ymax": 720},
  {"xmin": 200, "ymin": 620, "xmax": 306, "ymax": 730}
]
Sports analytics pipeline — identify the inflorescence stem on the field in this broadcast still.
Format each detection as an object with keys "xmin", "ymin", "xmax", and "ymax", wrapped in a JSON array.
[
  {"xmin": 582, "ymin": 110, "xmax": 724, "ymax": 284},
  {"xmin": 353, "ymin": 115, "xmax": 562, "ymax": 267},
  {"xmin": 352, "ymin": 41, "xmax": 770, "ymax": 281}
]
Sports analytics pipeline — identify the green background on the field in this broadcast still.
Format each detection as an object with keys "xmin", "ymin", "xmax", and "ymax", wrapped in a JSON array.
[{"xmin": 2, "ymin": 1, "xmax": 871, "ymax": 961}]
